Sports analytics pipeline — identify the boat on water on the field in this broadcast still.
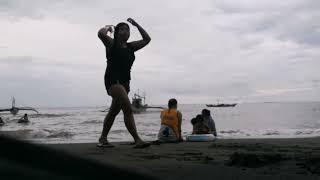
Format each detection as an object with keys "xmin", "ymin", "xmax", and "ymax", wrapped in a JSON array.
[
  {"xmin": 206, "ymin": 99, "xmax": 237, "ymax": 107},
  {"xmin": 0, "ymin": 97, "xmax": 39, "ymax": 115},
  {"xmin": 100, "ymin": 91, "xmax": 164, "ymax": 113},
  {"xmin": 206, "ymin": 103, "xmax": 237, "ymax": 107},
  {"xmin": 131, "ymin": 92, "xmax": 164, "ymax": 113}
]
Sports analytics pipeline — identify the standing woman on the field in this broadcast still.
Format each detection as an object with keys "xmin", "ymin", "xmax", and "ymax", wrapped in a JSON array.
[{"xmin": 97, "ymin": 18, "xmax": 151, "ymax": 148}]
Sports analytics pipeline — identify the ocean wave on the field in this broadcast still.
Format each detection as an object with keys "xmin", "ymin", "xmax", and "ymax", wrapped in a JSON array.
[
  {"xmin": 81, "ymin": 120, "xmax": 101, "ymax": 124},
  {"xmin": 30, "ymin": 113, "xmax": 71, "ymax": 118},
  {"xmin": 219, "ymin": 130, "xmax": 241, "ymax": 134},
  {"xmin": 43, "ymin": 129, "xmax": 55, "ymax": 133},
  {"xmin": 47, "ymin": 131, "xmax": 74, "ymax": 138},
  {"xmin": 0, "ymin": 129, "xmax": 48, "ymax": 139},
  {"xmin": 263, "ymin": 131, "xmax": 280, "ymax": 136},
  {"xmin": 1, "ymin": 129, "xmax": 75, "ymax": 139},
  {"xmin": 217, "ymin": 128, "xmax": 320, "ymax": 138},
  {"xmin": 295, "ymin": 130, "xmax": 316, "ymax": 135},
  {"xmin": 140, "ymin": 131, "xmax": 157, "ymax": 137},
  {"xmin": 30, "ymin": 131, "xmax": 48, "ymax": 138},
  {"xmin": 0, "ymin": 129, "xmax": 32, "ymax": 136},
  {"xmin": 110, "ymin": 129, "xmax": 128, "ymax": 134},
  {"xmin": 218, "ymin": 130, "xmax": 251, "ymax": 137}
]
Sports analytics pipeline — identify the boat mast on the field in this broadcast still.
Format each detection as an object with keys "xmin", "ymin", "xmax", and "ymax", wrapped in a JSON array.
[
  {"xmin": 143, "ymin": 91, "xmax": 146, "ymax": 105},
  {"xmin": 12, "ymin": 96, "xmax": 16, "ymax": 108}
]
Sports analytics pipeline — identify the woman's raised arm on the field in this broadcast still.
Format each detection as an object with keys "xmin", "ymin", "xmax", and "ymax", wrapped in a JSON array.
[{"xmin": 127, "ymin": 18, "xmax": 151, "ymax": 51}]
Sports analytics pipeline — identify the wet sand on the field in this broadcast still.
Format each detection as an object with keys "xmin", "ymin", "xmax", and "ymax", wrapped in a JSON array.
[{"xmin": 42, "ymin": 137, "xmax": 320, "ymax": 180}]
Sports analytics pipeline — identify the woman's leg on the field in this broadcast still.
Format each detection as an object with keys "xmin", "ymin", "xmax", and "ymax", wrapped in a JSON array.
[
  {"xmin": 111, "ymin": 84, "xmax": 147, "ymax": 145},
  {"xmin": 99, "ymin": 88, "xmax": 121, "ymax": 144}
]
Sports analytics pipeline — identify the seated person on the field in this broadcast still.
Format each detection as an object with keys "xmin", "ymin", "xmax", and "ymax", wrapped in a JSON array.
[
  {"xmin": 157, "ymin": 98, "xmax": 183, "ymax": 143},
  {"xmin": 201, "ymin": 109, "xmax": 217, "ymax": 137},
  {"xmin": 191, "ymin": 115, "xmax": 210, "ymax": 134},
  {"xmin": 191, "ymin": 109, "xmax": 217, "ymax": 137},
  {"xmin": 18, "ymin": 114, "xmax": 29, "ymax": 123},
  {"xmin": 0, "ymin": 117, "xmax": 4, "ymax": 126}
]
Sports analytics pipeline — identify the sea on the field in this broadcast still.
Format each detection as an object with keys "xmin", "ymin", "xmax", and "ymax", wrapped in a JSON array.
[{"xmin": 0, "ymin": 102, "xmax": 320, "ymax": 144}]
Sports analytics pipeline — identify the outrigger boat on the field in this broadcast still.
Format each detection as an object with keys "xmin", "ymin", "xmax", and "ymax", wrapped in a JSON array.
[
  {"xmin": 0, "ymin": 97, "xmax": 39, "ymax": 115},
  {"xmin": 101, "ymin": 91, "xmax": 164, "ymax": 114},
  {"xmin": 206, "ymin": 103, "xmax": 237, "ymax": 107},
  {"xmin": 206, "ymin": 99, "xmax": 237, "ymax": 107},
  {"xmin": 130, "ymin": 92, "xmax": 164, "ymax": 113}
]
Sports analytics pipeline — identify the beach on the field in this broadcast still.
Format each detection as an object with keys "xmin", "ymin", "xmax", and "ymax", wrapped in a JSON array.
[{"xmin": 40, "ymin": 137, "xmax": 320, "ymax": 180}]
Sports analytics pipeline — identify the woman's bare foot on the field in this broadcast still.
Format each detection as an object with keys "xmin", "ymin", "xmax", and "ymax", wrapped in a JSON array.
[
  {"xmin": 133, "ymin": 141, "xmax": 150, "ymax": 149},
  {"xmin": 97, "ymin": 138, "xmax": 115, "ymax": 148}
]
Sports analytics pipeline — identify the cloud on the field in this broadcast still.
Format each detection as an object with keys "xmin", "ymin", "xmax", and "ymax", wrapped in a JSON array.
[
  {"xmin": 213, "ymin": 1, "xmax": 320, "ymax": 46},
  {"xmin": 255, "ymin": 87, "xmax": 313, "ymax": 96},
  {"xmin": 0, "ymin": 0, "xmax": 319, "ymax": 106}
]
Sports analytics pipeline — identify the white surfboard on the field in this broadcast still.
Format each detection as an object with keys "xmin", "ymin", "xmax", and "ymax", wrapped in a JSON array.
[{"xmin": 186, "ymin": 134, "xmax": 216, "ymax": 142}]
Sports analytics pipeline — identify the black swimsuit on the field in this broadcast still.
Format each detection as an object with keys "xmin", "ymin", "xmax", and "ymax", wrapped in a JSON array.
[{"xmin": 104, "ymin": 44, "xmax": 135, "ymax": 94}]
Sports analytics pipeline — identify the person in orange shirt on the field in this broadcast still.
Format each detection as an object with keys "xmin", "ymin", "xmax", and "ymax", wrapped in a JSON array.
[{"xmin": 157, "ymin": 98, "xmax": 183, "ymax": 142}]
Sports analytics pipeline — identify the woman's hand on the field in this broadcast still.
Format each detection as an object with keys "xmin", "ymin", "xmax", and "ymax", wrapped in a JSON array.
[
  {"xmin": 104, "ymin": 25, "xmax": 114, "ymax": 33},
  {"xmin": 126, "ymin": 18, "xmax": 151, "ymax": 51},
  {"xmin": 127, "ymin": 18, "xmax": 138, "ymax": 27},
  {"xmin": 98, "ymin": 25, "xmax": 115, "ymax": 49}
]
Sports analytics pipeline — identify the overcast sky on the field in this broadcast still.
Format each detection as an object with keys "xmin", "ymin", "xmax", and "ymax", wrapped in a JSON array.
[{"xmin": 0, "ymin": 0, "xmax": 319, "ymax": 107}]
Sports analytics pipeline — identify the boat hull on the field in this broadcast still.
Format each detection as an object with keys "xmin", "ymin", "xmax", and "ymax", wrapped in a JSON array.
[{"xmin": 206, "ymin": 103, "xmax": 237, "ymax": 107}]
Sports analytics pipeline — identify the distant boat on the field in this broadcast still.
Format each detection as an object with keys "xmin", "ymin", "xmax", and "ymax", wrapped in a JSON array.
[
  {"xmin": 206, "ymin": 103, "xmax": 237, "ymax": 107},
  {"xmin": 100, "ymin": 91, "xmax": 164, "ymax": 114},
  {"xmin": 131, "ymin": 92, "xmax": 164, "ymax": 113},
  {"xmin": 0, "ymin": 97, "xmax": 39, "ymax": 115}
]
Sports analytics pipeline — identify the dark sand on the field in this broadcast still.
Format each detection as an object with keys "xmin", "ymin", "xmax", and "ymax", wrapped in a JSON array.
[{"xmin": 41, "ymin": 138, "xmax": 320, "ymax": 180}]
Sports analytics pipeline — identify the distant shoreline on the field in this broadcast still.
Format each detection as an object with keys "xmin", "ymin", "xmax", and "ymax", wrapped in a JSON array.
[{"xmin": 2, "ymin": 100, "xmax": 320, "ymax": 109}]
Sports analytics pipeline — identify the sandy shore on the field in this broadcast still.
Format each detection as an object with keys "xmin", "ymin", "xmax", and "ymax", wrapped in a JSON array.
[
  {"xmin": 38, "ymin": 137, "xmax": 320, "ymax": 180},
  {"xmin": 1, "ymin": 134, "xmax": 320, "ymax": 179}
]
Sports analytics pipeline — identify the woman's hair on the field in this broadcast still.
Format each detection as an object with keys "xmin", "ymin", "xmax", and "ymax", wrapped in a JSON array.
[
  {"xmin": 191, "ymin": 117, "xmax": 197, "ymax": 125},
  {"xmin": 191, "ymin": 114, "xmax": 204, "ymax": 125},
  {"xmin": 201, "ymin": 109, "xmax": 210, "ymax": 116},
  {"xmin": 196, "ymin": 114, "xmax": 203, "ymax": 123},
  {"xmin": 112, "ymin": 22, "xmax": 130, "ymax": 49},
  {"xmin": 168, "ymin": 98, "xmax": 177, "ymax": 109}
]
